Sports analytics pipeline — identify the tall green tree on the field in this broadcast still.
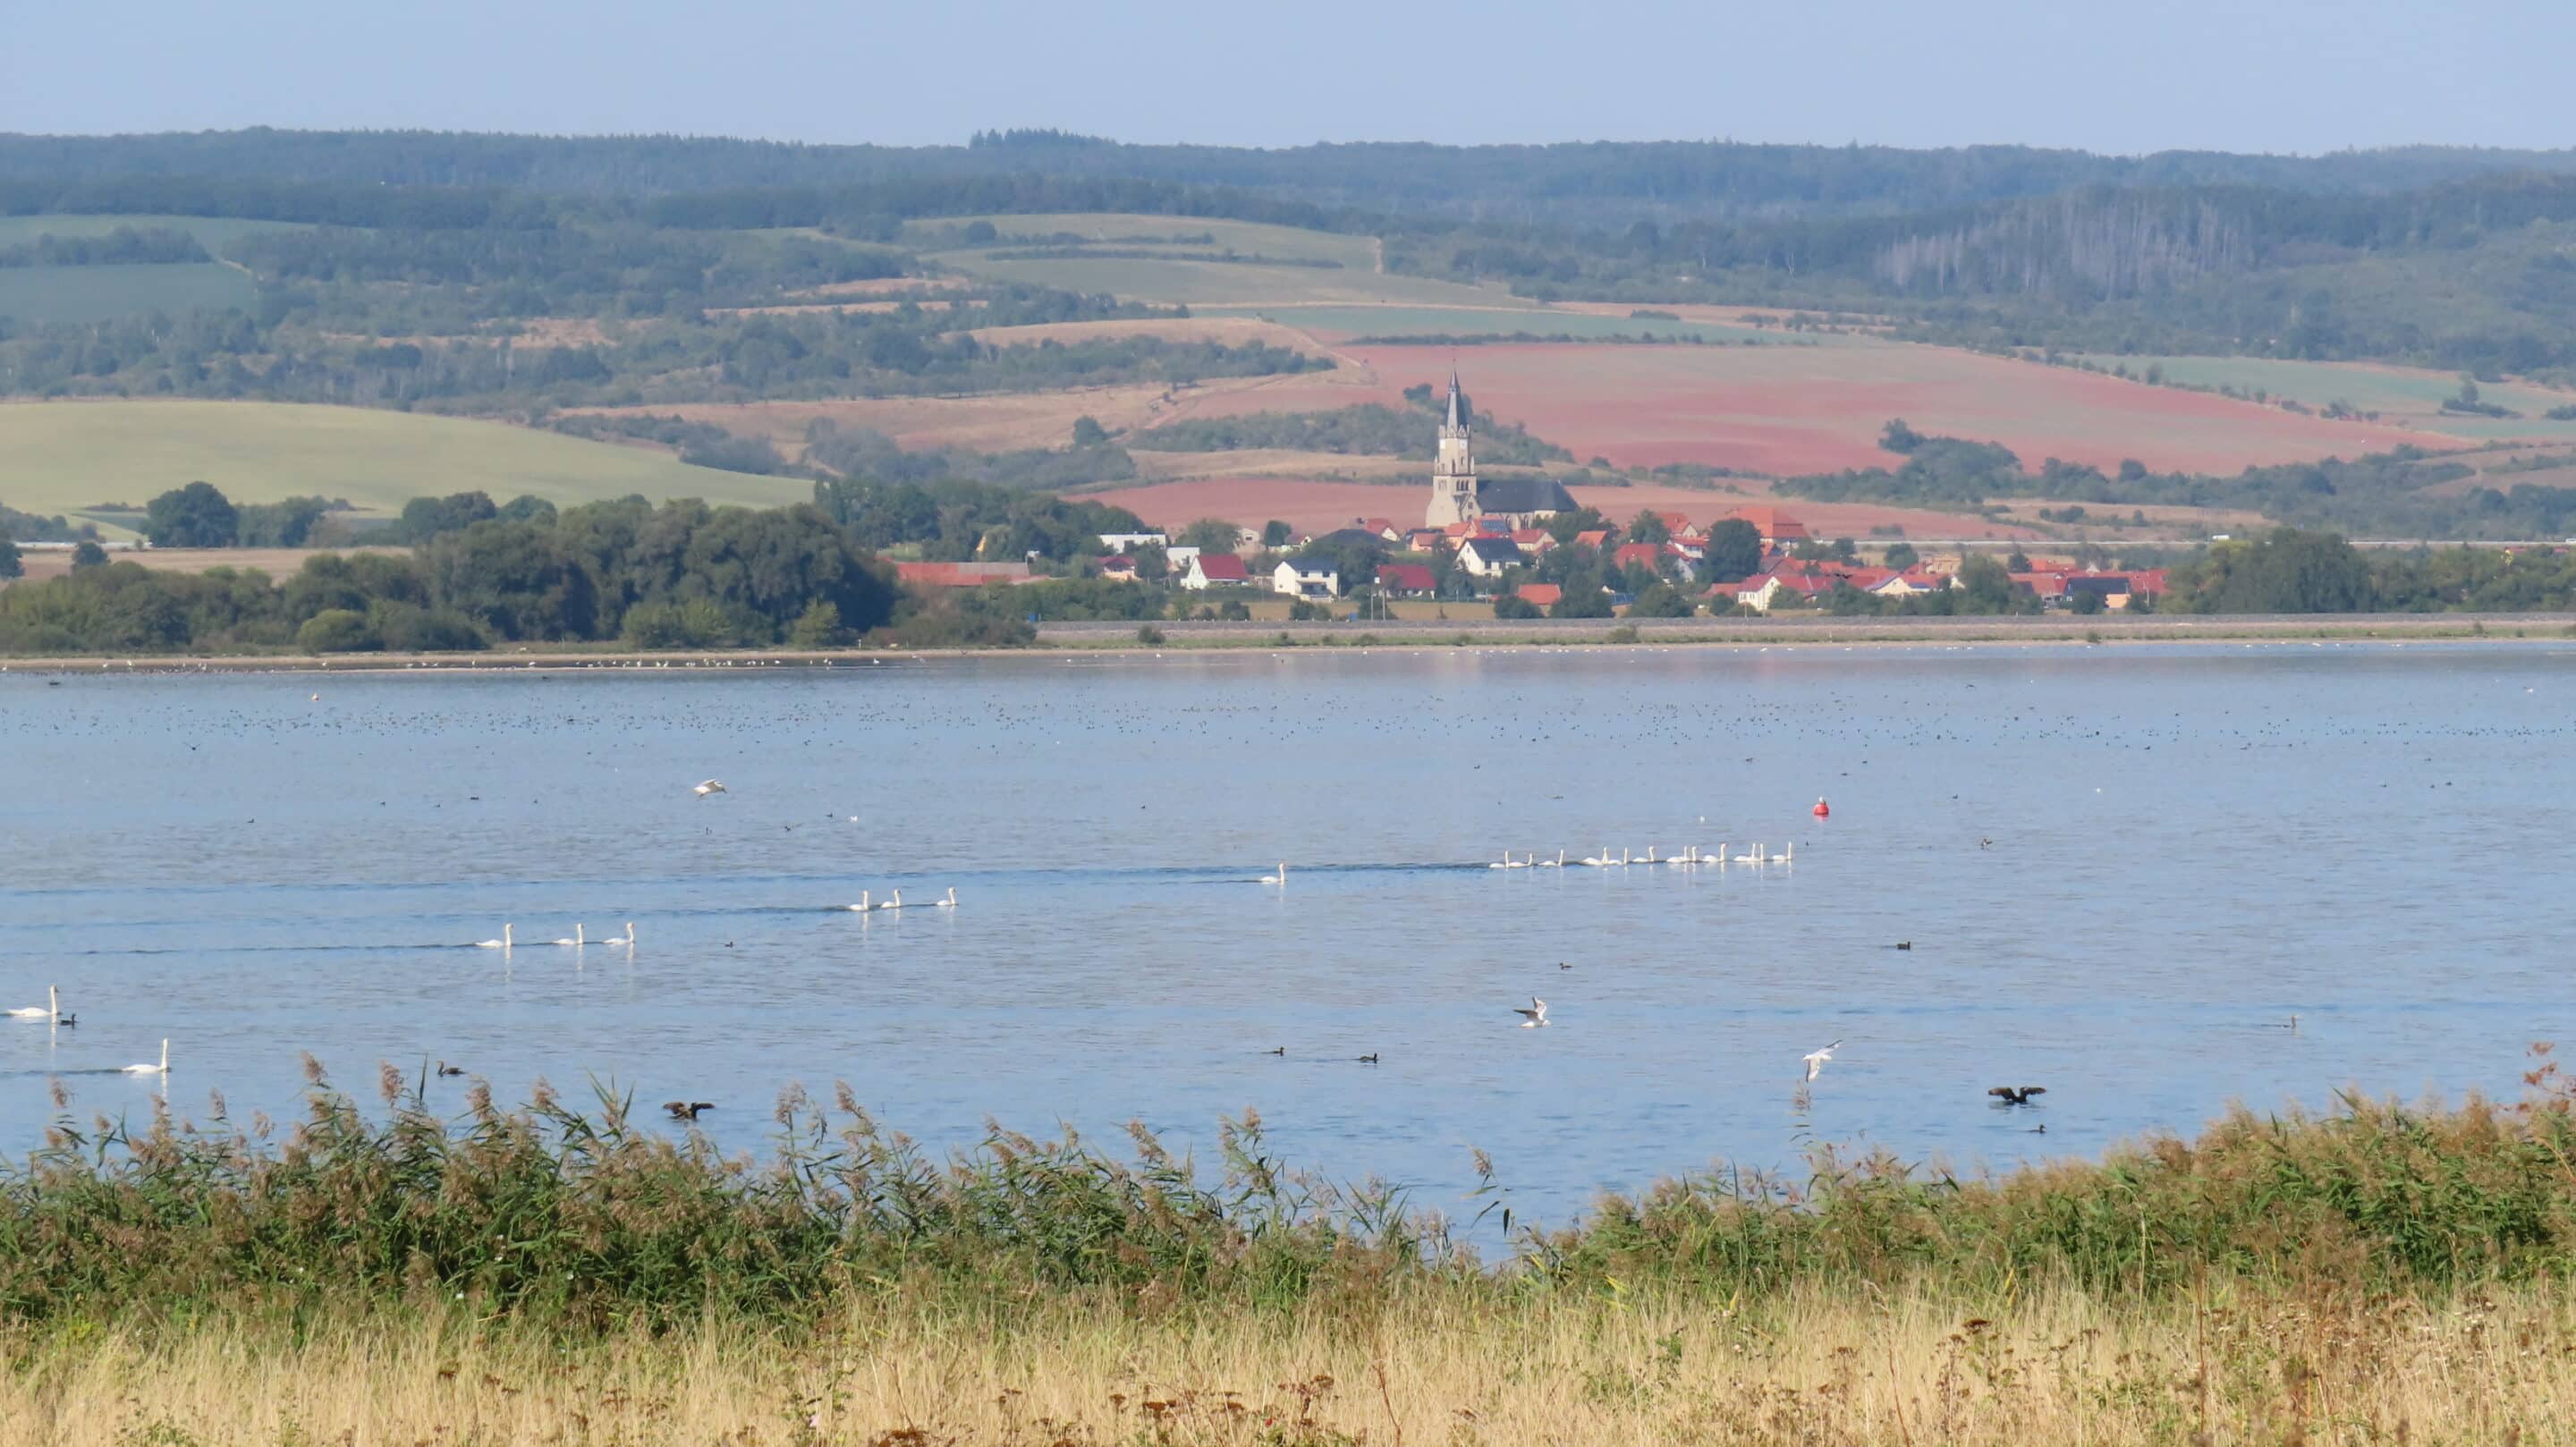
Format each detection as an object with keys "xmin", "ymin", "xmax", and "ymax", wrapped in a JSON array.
[
  {"xmin": 1701, "ymin": 519, "xmax": 1763, "ymax": 582},
  {"xmin": 143, "ymin": 482, "xmax": 239, "ymax": 548}
]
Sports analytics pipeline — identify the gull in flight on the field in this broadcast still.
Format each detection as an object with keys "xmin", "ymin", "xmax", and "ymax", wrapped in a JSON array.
[
  {"xmin": 1513, "ymin": 997, "xmax": 1548, "ymax": 1028},
  {"xmin": 1802, "ymin": 1039, "xmax": 1843, "ymax": 1082},
  {"xmin": 693, "ymin": 780, "xmax": 727, "ymax": 797}
]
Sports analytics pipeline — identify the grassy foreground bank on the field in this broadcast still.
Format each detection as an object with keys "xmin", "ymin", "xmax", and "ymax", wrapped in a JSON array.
[{"xmin": 17, "ymin": 1059, "xmax": 2576, "ymax": 1443}]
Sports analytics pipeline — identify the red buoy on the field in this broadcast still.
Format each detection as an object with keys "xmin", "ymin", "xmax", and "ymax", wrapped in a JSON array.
[{"xmin": 1812, "ymin": 797, "xmax": 1830, "ymax": 817}]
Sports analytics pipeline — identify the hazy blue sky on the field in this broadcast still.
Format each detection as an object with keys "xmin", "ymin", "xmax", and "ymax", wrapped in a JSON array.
[{"xmin": 3, "ymin": 0, "xmax": 2565, "ymax": 154}]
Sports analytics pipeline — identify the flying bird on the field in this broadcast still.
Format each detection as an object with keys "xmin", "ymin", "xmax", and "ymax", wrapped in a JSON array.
[
  {"xmin": 1802, "ymin": 1040, "xmax": 1842, "ymax": 1082},
  {"xmin": 692, "ymin": 780, "xmax": 727, "ymax": 797},
  {"xmin": 663, "ymin": 1101, "xmax": 715, "ymax": 1121},
  {"xmin": 1987, "ymin": 1085, "xmax": 2046, "ymax": 1105},
  {"xmin": 1513, "ymin": 997, "xmax": 1548, "ymax": 1028}
]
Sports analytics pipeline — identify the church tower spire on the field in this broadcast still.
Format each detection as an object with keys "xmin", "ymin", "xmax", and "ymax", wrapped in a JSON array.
[{"xmin": 1426, "ymin": 370, "xmax": 1479, "ymax": 528}]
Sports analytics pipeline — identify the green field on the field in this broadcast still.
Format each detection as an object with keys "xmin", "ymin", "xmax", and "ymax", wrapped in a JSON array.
[
  {"xmin": 2071, "ymin": 354, "xmax": 2576, "ymax": 442},
  {"xmin": 0, "ymin": 263, "xmax": 254, "ymax": 326},
  {"xmin": 0, "ymin": 213, "xmax": 314, "ymax": 250},
  {"xmin": 1207, "ymin": 302, "xmax": 1793, "ymax": 343},
  {"xmin": 0, "ymin": 401, "xmax": 809, "ymax": 518},
  {"xmin": 913, "ymin": 211, "xmax": 1532, "ymax": 308}
]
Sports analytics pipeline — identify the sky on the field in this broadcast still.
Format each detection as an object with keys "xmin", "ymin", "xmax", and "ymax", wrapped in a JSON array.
[{"xmin": 3, "ymin": 0, "xmax": 2568, "ymax": 156}]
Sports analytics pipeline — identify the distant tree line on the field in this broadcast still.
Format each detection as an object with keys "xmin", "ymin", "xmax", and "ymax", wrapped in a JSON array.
[
  {"xmin": 0, "ymin": 495, "xmax": 907, "ymax": 656},
  {"xmin": 0, "ymin": 225, "xmax": 208, "ymax": 267}
]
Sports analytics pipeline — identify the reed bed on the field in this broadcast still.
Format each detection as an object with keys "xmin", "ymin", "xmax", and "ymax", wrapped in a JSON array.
[{"xmin": 12, "ymin": 1052, "xmax": 2576, "ymax": 1443}]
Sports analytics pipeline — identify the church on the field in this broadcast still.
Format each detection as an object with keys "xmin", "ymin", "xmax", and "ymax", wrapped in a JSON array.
[{"xmin": 1423, "ymin": 371, "xmax": 1576, "ymax": 530}]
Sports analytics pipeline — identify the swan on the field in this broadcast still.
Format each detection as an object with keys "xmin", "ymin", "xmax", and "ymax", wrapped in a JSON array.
[
  {"xmin": 1488, "ymin": 851, "xmax": 1515, "ymax": 869},
  {"xmin": 1258, "ymin": 864, "xmax": 1286, "ymax": 885},
  {"xmin": 1618, "ymin": 848, "xmax": 1632, "ymax": 867},
  {"xmin": 1771, "ymin": 843, "xmax": 1794, "ymax": 865},
  {"xmin": 1536, "ymin": 850, "xmax": 1564, "ymax": 868},
  {"xmin": 1580, "ymin": 847, "xmax": 1613, "ymax": 867},
  {"xmin": 5, "ymin": 986, "xmax": 56, "ymax": 1020},
  {"xmin": 934, "ymin": 888, "xmax": 958, "ymax": 908},
  {"xmin": 122, "ymin": 1038, "xmax": 170, "ymax": 1076},
  {"xmin": 474, "ymin": 925, "xmax": 513, "ymax": 950},
  {"xmin": 1733, "ymin": 844, "xmax": 1763, "ymax": 864},
  {"xmin": 606, "ymin": 921, "xmax": 637, "ymax": 945},
  {"xmin": 844, "ymin": 891, "xmax": 877, "ymax": 912},
  {"xmin": 550, "ymin": 924, "xmax": 586, "ymax": 947},
  {"xmin": 880, "ymin": 890, "xmax": 905, "ymax": 910},
  {"xmin": 693, "ymin": 780, "xmax": 727, "ymax": 797}
]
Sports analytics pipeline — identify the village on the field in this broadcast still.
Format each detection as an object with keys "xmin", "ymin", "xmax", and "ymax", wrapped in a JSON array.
[{"xmin": 894, "ymin": 374, "xmax": 2169, "ymax": 620}]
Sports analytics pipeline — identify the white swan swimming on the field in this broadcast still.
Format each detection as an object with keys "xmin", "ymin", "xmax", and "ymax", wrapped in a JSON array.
[
  {"xmin": 880, "ymin": 889, "xmax": 905, "ymax": 910},
  {"xmin": 606, "ymin": 921, "xmax": 638, "ymax": 945},
  {"xmin": 1535, "ymin": 850, "xmax": 1565, "ymax": 868},
  {"xmin": 1258, "ymin": 863, "xmax": 1286, "ymax": 885},
  {"xmin": 1771, "ymin": 843, "xmax": 1795, "ymax": 865},
  {"xmin": 934, "ymin": 888, "xmax": 959, "ymax": 908},
  {"xmin": 1733, "ymin": 844, "xmax": 1764, "ymax": 865},
  {"xmin": 550, "ymin": 924, "xmax": 586, "ymax": 947},
  {"xmin": 844, "ymin": 891, "xmax": 877, "ymax": 912},
  {"xmin": 122, "ymin": 1038, "xmax": 170, "ymax": 1076},
  {"xmin": 474, "ymin": 925, "xmax": 513, "ymax": 950},
  {"xmin": 5, "ymin": 986, "xmax": 56, "ymax": 1020},
  {"xmin": 1580, "ymin": 847, "xmax": 1613, "ymax": 867}
]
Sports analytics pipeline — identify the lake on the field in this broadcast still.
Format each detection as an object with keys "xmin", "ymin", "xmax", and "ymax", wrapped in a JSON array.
[{"xmin": 1, "ymin": 643, "xmax": 2568, "ymax": 1229}]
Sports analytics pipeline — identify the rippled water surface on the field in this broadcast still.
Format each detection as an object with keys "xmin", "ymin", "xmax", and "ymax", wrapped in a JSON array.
[{"xmin": 2, "ymin": 644, "xmax": 2570, "ymax": 1225}]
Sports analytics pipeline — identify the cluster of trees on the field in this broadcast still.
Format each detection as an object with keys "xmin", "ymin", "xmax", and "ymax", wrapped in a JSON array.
[
  {"xmin": 0, "ymin": 502, "xmax": 94, "ymax": 542},
  {"xmin": 809, "ymin": 475, "xmax": 1149, "ymax": 564},
  {"xmin": 0, "ymin": 496, "xmax": 904, "ymax": 656},
  {"xmin": 1777, "ymin": 420, "xmax": 2576, "ymax": 540}
]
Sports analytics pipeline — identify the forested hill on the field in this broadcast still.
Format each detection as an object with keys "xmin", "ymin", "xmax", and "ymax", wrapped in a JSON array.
[{"xmin": 7, "ymin": 129, "xmax": 2576, "ymax": 224}]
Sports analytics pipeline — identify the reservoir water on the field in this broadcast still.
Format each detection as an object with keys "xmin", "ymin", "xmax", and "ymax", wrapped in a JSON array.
[{"xmin": 1, "ymin": 643, "xmax": 2569, "ymax": 1227}]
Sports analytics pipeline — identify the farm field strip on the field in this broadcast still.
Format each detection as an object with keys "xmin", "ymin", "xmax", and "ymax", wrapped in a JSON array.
[{"xmin": 2066, "ymin": 353, "xmax": 2576, "ymax": 442}]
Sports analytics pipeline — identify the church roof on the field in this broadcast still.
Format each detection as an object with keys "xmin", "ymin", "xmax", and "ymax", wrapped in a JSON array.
[
  {"xmin": 1445, "ymin": 371, "xmax": 1464, "ymax": 429},
  {"xmin": 1475, "ymin": 475, "xmax": 1576, "ymax": 514}
]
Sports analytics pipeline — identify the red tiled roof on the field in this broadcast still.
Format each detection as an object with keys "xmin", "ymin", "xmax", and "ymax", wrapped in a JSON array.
[
  {"xmin": 1573, "ymin": 529, "xmax": 1611, "ymax": 548},
  {"xmin": 1726, "ymin": 507, "xmax": 1810, "ymax": 541},
  {"xmin": 1612, "ymin": 543, "xmax": 1663, "ymax": 571},
  {"xmin": 1192, "ymin": 553, "xmax": 1250, "ymax": 582},
  {"xmin": 1376, "ymin": 563, "xmax": 1436, "ymax": 593},
  {"xmin": 2012, "ymin": 571, "xmax": 2069, "ymax": 597},
  {"xmin": 1515, "ymin": 583, "xmax": 1564, "ymax": 607},
  {"xmin": 1361, "ymin": 517, "xmax": 1396, "ymax": 535},
  {"xmin": 1653, "ymin": 512, "xmax": 1700, "ymax": 537}
]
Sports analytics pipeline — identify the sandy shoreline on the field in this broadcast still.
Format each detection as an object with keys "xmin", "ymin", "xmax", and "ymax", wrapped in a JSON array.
[{"xmin": 0, "ymin": 612, "xmax": 2565, "ymax": 673}]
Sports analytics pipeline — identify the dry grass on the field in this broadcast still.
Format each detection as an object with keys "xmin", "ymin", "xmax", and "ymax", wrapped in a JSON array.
[{"xmin": 29, "ymin": 1282, "xmax": 2576, "ymax": 1446}]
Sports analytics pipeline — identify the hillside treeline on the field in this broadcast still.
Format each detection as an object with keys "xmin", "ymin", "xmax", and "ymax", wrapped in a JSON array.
[
  {"xmin": 0, "ymin": 497, "xmax": 905, "ymax": 656},
  {"xmin": 11, "ymin": 131, "xmax": 2576, "ymax": 223},
  {"xmin": 1131, "ymin": 395, "xmax": 1575, "ymax": 465}
]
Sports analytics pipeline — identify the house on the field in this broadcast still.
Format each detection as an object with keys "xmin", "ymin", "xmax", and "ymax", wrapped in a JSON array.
[
  {"xmin": 2011, "ymin": 571, "xmax": 2071, "ymax": 603},
  {"xmin": 2064, "ymin": 574, "xmax": 2132, "ymax": 608},
  {"xmin": 1424, "ymin": 372, "xmax": 1577, "ymax": 529},
  {"xmin": 1166, "ymin": 545, "xmax": 1202, "ymax": 571},
  {"xmin": 1666, "ymin": 537, "xmax": 1706, "ymax": 563},
  {"xmin": 1098, "ymin": 555, "xmax": 1139, "ymax": 581},
  {"xmin": 1098, "ymin": 531, "xmax": 1168, "ymax": 552},
  {"xmin": 1724, "ymin": 507, "xmax": 1811, "ymax": 546},
  {"xmin": 1573, "ymin": 529, "xmax": 1612, "ymax": 550},
  {"xmin": 1869, "ymin": 568, "xmax": 1952, "ymax": 597},
  {"xmin": 1508, "ymin": 528, "xmax": 1555, "ymax": 555},
  {"xmin": 1514, "ymin": 583, "xmax": 1564, "ymax": 609},
  {"xmin": 1456, "ymin": 537, "xmax": 1526, "ymax": 577},
  {"xmin": 1274, "ymin": 558, "xmax": 1340, "ymax": 599},
  {"xmin": 1360, "ymin": 517, "xmax": 1401, "ymax": 542},
  {"xmin": 1182, "ymin": 553, "xmax": 1251, "ymax": 589},
  {"xmin": 1611, "ymin": 542, "xmax": 1665, "ymax": 575},
  {"xmin": 1376, "ymin": 562, "xmax": 1436, "ymax": 597},
  {"xmin": 894, "ymin": 562, "xmax": 1034, "ymax": 588},
  {"xmin": 1653, "ymin": 512, "xmax": 1705, "ymax": 541},
  {"xmin": 1404, "ymin": 528, "xmax": 1447, "ymax": 553}
]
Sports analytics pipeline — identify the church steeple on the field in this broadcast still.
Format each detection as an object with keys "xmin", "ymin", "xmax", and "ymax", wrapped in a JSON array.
[{"xmin": 1426, "ymin": 368, "xmax": 1479, "ymax": 529}]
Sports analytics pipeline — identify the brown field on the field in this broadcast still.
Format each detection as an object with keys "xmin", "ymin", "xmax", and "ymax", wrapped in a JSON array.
[
  {"xmin": 1078, "ymin": 475, "xmax": 2041, "ymax": 539},
  {"xmin": 1127, "ymin": 448, "xmax": 1419, "ymax": 483},
  {"xmin": 5, "ymin": 546, "xmax": 406, "ymax": 588}
]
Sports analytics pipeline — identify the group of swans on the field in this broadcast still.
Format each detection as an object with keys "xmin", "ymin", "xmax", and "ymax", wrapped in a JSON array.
[
  {"xmin": 1544, "ymin": 843, "xmax": 1793, "ymax": 868},
  {"xmin": 845, "ymin": 888, "xmax": 959, "ymax": 911},
  {"xmin": 473, "ymin": 922, "xmax": 636, "ymax": 950},
  {"xmin": 10, "ymin": 986, "xmax": 154, "ymax": 1071}
]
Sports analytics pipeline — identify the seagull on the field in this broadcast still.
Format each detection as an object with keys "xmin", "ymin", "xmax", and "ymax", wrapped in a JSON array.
[
  {"xmin": 1513, "ymin": 997, "xmax": 1548, "ymax": 1028},
  {"xmin": 1803, "ymin": 1040, "xmax": 1842, "ymax": 1082},
  {"xmin": 693, "ymin": 780, "xmax": 727, "ymax": 797},
  {"xmin": 663, "ymin": 1101, "xmax": 715, "ymax": 1121},
  {"xmin": 1988, "ymin": 1085, "xmax": 2046, "ymax": 1105}
]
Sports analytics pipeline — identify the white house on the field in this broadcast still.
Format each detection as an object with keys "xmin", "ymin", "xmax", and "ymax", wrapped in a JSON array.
[
  {"xmin": 1273, "ymin": 558, "xmax": 1340, "ymax": 599},
  {"xmin": 1455, "ymin": 537, "xmax": 1526, "ymax": 578},
  {"xmin": 1182, "ymin": 553, "xmax": 1252, "ymax": 589}
]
